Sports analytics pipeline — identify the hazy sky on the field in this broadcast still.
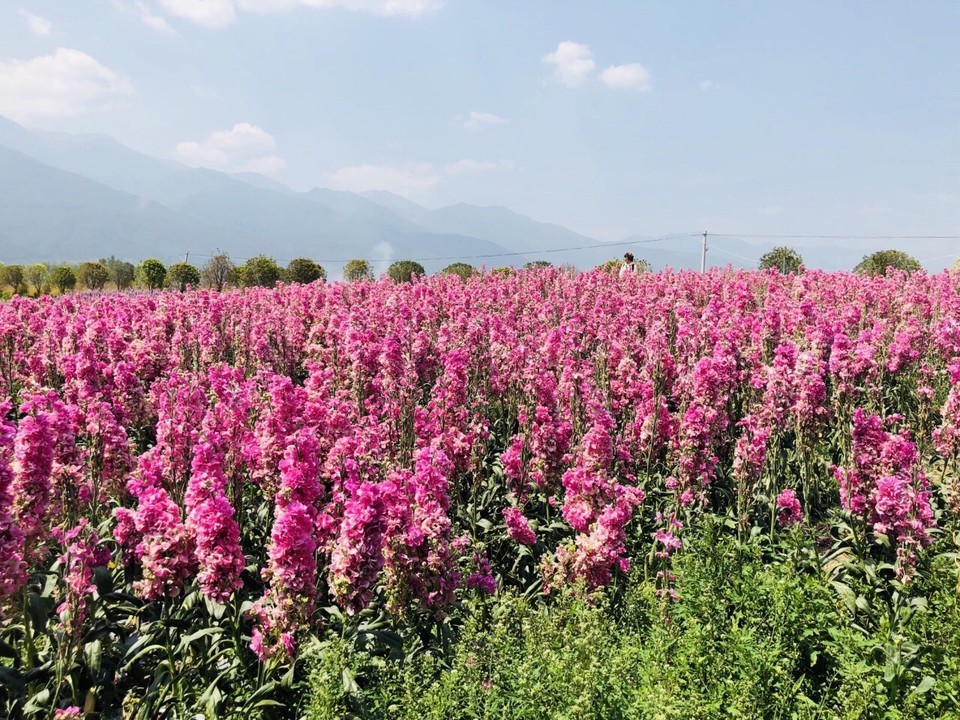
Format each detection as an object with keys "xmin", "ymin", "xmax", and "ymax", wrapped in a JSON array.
[{"xmin": 1, "ymin": 1, "xmax": 958, "ymax": 245}]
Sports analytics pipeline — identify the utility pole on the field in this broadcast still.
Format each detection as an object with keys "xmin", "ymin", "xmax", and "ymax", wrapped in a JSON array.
[
  {"xmin": 184, "ymin": 251, "xmax": 190, "ymax": 264},
  {"xmin": 701, "ymin": 230, "xmax": 708, "ymax": 272}
]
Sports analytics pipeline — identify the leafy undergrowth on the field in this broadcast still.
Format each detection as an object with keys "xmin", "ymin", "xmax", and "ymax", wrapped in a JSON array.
[{"xmin": 306, "ymin": 524, "xmax": 960, "ymax": 720}]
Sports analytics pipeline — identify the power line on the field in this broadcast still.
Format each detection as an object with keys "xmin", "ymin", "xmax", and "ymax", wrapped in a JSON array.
[
  {"xmin": 163, "ymin": 230, "xmax": 959, "ymax": 269},
  {"xmin": 710, "ymin": 233, "xmax": 960, "ymax": 240},
  {"xmin": 171, "ymin": 233, "xmax": 698, "ymax": 266}
]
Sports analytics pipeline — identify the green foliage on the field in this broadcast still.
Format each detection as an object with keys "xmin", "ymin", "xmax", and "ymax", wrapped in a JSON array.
[
  {"xmin": 49, "ymin": 265, "xmax": 77, "ymax": 293},
  {"xmin": 524, "ymin": 260, "xmax": 552, "ymax": 270},
  {"xmin": 855, "ymin": 250, "xmax": 922, "ymax": 277},
  {"xmin": 387, "ymin": 260, "xmax": 426, "ymax": 283},
  {"xmin": 491, "ymin": 266, "xmax": 515, "ymax": 277},
  {"xmin": 76, "ymin": 261, "xmax": 112, "ymax": 290},
  {"xmin": 102, "ymin": 256, "xmax": 136, "ymax": 290},
  {"xmin": 441, "ymin": 262, "xmax": 476, "ymax": 280},
  {"xmin": 1, "ymin": 264, "xmax": 25, "ymax": 294},
  {"xmin": 305, "ymin": 526, "xmax": 960, "ymax": 720},
  {"xmin": 167, "ymin": 262, "xmax": 202, "ymax": 291},
  {"xmin": 343, "ymin": 259, "xmax": 373, "ymax": 282},
  {"xmin": 202, "ymin": 252, "xmax": 236, "ymax": 291},
  {"xmin": 759, "ymin": 246, "xmax": 804, "ymax": 273},
  {"xmin": 137, "ymin": 258, "xmax": 167, "ymax": 290},
  {"xmin": 25, "ymin": 264, "xmax": 48, "ymax": 295},
  {"xmin": 287, "ymin": 258, "xmax": 327, "ymax": 285},
  {"xmin": 239, "ymin": 255, "xmax": 283, "ymax": 287}
]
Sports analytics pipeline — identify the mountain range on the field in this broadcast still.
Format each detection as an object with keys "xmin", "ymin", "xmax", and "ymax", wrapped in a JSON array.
[{"xmin": 0, "ymin": 116, "xmax": 950, "ymax": 274}]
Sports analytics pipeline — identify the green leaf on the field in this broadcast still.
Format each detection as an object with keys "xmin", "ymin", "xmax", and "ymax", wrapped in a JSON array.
[
  {"xmin": 84, "ymin": 639, "xmax": 103, "ymax": 676},
  {"xmin": 914, "ymin": 675, "xmax": 936, "ymax": 695},
  {"xmin": 178, "ymin": 626, "xmax": 224, "ymax": 649}
]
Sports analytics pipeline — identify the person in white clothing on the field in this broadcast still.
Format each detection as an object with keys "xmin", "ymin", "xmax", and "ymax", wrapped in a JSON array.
[{"xmin": 619, "ymin": 252, "xmax": 637, "ymax": 278}]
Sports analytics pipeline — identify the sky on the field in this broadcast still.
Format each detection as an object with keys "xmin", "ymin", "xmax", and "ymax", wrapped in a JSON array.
[{"xmin": 0, "ymin": 0, "xmax": 958, "ymax": 247}]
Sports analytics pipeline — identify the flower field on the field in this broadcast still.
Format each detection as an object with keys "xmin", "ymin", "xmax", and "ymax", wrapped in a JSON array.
[{"xmin": 1, "ymin": 268, "xmax": 959, "ymax": 718}]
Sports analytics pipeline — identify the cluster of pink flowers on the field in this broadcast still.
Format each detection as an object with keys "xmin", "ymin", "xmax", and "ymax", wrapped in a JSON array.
[
  {"xmin": 835, "ymin": 409, "xmax": 935, "ymax": 580},
  {"xmin": 252, "ymin": 431, "xmax": 323, "ymax": 660},
  {"xmin": 52, "ymin": 519, "xmax": 108, "ymax": 637},
  {"xmin": 776, "ymin": 489, "xmax": 803, "ymax": 528},
  {"xmin": 114, "ymin": 452, "xmax": 196, "ymax": 600},
  {"xmin": 0, "ymin": 266, "xmax": 957, "ymax": 659},
  {"xmin": 0, "ymin": 400, "xmax": 27, "ymax": 601}
]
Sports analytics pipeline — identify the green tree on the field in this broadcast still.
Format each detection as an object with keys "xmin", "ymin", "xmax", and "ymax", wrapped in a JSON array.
[
  {"xmin": 759, "ymin": 246, "xmax": 804, "ymax": 274},
  {"xmin": 167, "ymin": 262, "xmax": 202, "ymax": 291},
  {"xmin": 25, "ymin": 264, "xmax": 48, "ymax": 295},
  {"xmin": 102, "ymin": 256, "xmax": 136, "ymax": 290},
  {"xmin": 2, "ymin": 264, "xmax": 25, "ymax": 294},
  {"xmin": 854, "ymin": 250, "xmax": 921, "ymax": 277},
  {"xmin": 491, "ymin": 266, "xmax": 515, "ymax": 277},
  {"xmin": 953, "ymin": 257, "xmax": 960, "ymax": 271},
  {"xmin": 287, "ymin": 258, "xmax": 327, "ymax": 284},
  {"xmin": 201, "ymin": 252, "xmax": 235, "ymax": 291},
  {"xmin": 77, "ymin": 261, "xmax": 111, "ymax": 290},
  {"xmin": 343, "ymin": 259, "xmax": 373, "ymax": 282},
  {"xmin": 387, "ymin": 260, "xmax": 425, "ymax": 283},
  {"xmin": 240, "ymin": 255, "xmax": 283, "ymax": 287},
  {"xmin": 50, "ymin": 265, "xmax": 77, "ymax": 294},
  {"xmin": 137, "ymin": 258, "xmax": 168, "ymax": 290},
  {"xmin": 441, "ymin": 262, "xmax": 476, "ymax": 280},
  {"xmin": 524, "ymin": 260, "xmax": 552, "ymax": 270}
]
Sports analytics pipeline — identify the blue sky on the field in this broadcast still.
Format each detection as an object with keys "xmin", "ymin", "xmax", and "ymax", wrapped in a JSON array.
[{"xmin": 1, "ymin": 0, "xmax": 958, "ymax": 244}]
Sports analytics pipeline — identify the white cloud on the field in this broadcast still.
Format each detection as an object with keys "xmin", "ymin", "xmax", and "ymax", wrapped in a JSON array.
[
  {"xmin": 600, "ymin": 63, "xmax": 651, "ymax": 91},
  {"xmin": 757, "ymin": 205, "xmax": 783, "ymax": 217},
  {"xmin": 323, "ymin": 157, "xmax": 508, "ymax": 197},
  {"xmin": 935, "ymin": 192, "xmax": 960, "ymax": 204},
  {"xmin": 175, "ymin": 123, "xmax": 284, "ymax": 175},
  {"xmin": 455, "ymin": 111, "xmax": 508, "ymax": 131},
  {"xmin": 699, "ymin": 80, "xmax": 719, "ymax": 91},
  {"xmin": 238, "ymin": 0, "xmax": 441, "ymax": 15},
  {"xmin": 543, "ymin": 41, "xmax": 595, "ymax": 88},
  {"xmin": 323, "ymin": 163, "xmax": 441, "ymax": 197},
  {"xmin": 154, "ymin": 0, "xmax": 440, "ymax": 26},
  {"xmin": 157, "ymin": 0, "xmax": 236, "ymax": 27},
  {"xmin": 237, "ymin": 154, "xmax": 287, "ymax": 176},
  {"xmin": 137, "ymin": 2, "xmax": 178, "ymax": 33},
  {"xmin": 111, "ymin": 1, "xmax": 179, "ymax": 34},
  {"xmin": 0, "ymin": 48, "xmax": 134, "ymax": 123},
  {"xmin": 19, "ymin": 9, "xmax": 52, "ymax": 37}
]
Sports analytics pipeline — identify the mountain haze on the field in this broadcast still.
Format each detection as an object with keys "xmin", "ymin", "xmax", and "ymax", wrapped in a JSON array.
[{"xmin": 0, "ymin": 117, "xmax": 951, "ymax": 274}]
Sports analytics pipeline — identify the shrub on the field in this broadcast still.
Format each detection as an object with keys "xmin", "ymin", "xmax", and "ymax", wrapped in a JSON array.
[
  {"xmin": 387, "ymin": 260, "xmax": 425, "ymax": 283},
  {"xmin": 854, "ymin": 250, "xmax": 921, "ymax": 277},
  {"xmin": 103, "ymin": 257, "xmax": 136, "ymax": 290},
  {"xmin": 759, "ymin": 246, "xmax": 804, "ymax": 274},
  {"xmin": 239, "ymin": 255, "xmax": 283, "ymax": 287},
  {"xmin": 202, "ymin": 252, "xmax": 236, "ymax": 291},
  {"xmin": 1, "ymin": 264, "xmax": 25, "ymax": 294},
  {"xmin": 77, "ymin": 261, "xmax": 112, "ymax": 290},
  {"xmin": 524, "ymin": 260, "xmax": 552, "ymax": 270},
  {"xmin": 441, "ymin": 263, "xmax": 476, "ymax": 280},
  {"xmin": 25, "ymin": 264, "xmax": 48, "ymax": 296},
  {"xmin": 287, "ymin": 258, "xmax": 327, "ymax": 285},
  {"xmin": 343, "ymin": 258, "xmax": 373, "ymax": 282},
  {"xmin": 50, "ymin": 265, "xmax": 77, "ymax": 293},
  {"xmin": 137, "ymin": 258, "xmax": 167, "ymax": 289},
  {"xmin": 167, "ymin": 262, "xmax": 202, "ymax": 291}
]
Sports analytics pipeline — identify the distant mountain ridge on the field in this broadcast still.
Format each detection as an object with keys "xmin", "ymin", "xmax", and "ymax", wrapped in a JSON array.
[{"xmin": 0, "ymin": 116, "xmax": 951, "ymax": 273}]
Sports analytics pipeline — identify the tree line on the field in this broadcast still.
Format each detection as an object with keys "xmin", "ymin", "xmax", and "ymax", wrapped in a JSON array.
[
  {"xmin": 0, "ymin": 254, "xmax": 488, "ymax": 296},
  {"xmin": 0, "ymin": 247, "xmax": 947, "ymax": 296}
]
